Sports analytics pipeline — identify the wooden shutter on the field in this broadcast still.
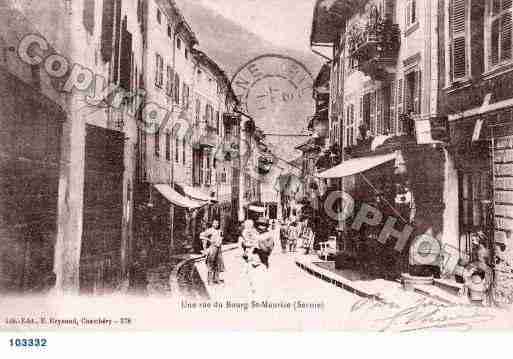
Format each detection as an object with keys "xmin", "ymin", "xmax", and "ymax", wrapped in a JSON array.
[
  {"xmin": 155, "ymin": 55, "xmax": 159, "ymax": 86},
  {"xmin": 376, "ymin": 90, "xmax": 381, "ymax": 135},
  {"xmin": 414, "ymin": 70, "xmax": 422, "ymax": 114},
  {"xmin": 370, "ymin": 91, "xmax": 376, "ymax": 136},
  {"xmin": 397, "ymin": 78, "xmax": 404, "ymax": 133},
  {"xmin": 501, "ymin": 9, "xmax": 512, "ymax": 62},
  {"xmin": 83, "ymin": 0, "xmax": 95, "ymax": 35},
  {"xmin": 451, "ymin": 0, "xmax": 468, "ymax": 80},
  {"xmin": 101, "ymin": 0, "xmax": 115, "ymax": 62},
  {"xmin": 119, "ymin": 26, "xmax": 132, "ymax": 91},
  {"xmin": 174, "ymin": 74, "xmax": 180, "ymax": 103},
  {"xmin": 350, "ymin": 104, "xmax": 355, "ymax": 145},
  {"xmin": 390, "ymin": 81, "xmax": 396, "ymax": 134},
  {"xmin": 112, "ymin": 0, "xmax": 122, "ymax": 84},
  {"xmin": 359, "ymin": 96, "xmax": 363, "ymax": 123}
]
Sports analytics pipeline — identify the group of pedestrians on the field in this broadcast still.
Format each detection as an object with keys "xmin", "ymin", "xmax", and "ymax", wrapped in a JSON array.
[
  {"xmin": 280, "ymin": 217, "xmax": 315, "ymax": 255},
  {"xmin": 199, "ymin": 218, "xmax": 280, "ymax": 287}
]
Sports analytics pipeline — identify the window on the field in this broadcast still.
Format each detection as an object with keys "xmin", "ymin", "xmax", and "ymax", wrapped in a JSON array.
[
  {"xmin": 216, "ymin": 111, "xmax": 220, "ymax": 134},
  {"xmin": 397, "ymin": 78, "xmax": 404, "ymax": 133},
  {"xmin": 193, "ymin": 149, "xmax": 202, "ymax": 186},
  {"xmin": 155, "ymin": 54, "xmax": 163, "ymax": 87},
  {"xmin": 175, "ymin": 137, "xmax": 180, "ymax": 163},
  {"xmin": 166, "ymin": 66, "xmax": 173, "ymax": 97},
  {"xmin": 182, "ymin": 138, "xmax": 186, "ymax": 165},
  {"xmin": 404, "ymin": 70, "xmax": 421, "ymax": 115},
  {"xmin": 185, "ymin": 48, "xmax": 189, "ymax": 59},
  {"xmin": 205, "ymin": 152, "xmax": 212, "ymax": 185},
  {"xmin": 83, "ymin": 0, "xmax": 95, "ymax": 35},
  {"xmin": 345, "ymin": 104, "xmax": 355, "ymax": 146},
  {"xmin": 405, "ymin": 0, "xmax": 417, "ymax": 27},
  {"xmin": 167, "ymin": 25, "xmax": 172, "ymax": 38},
  {"xmin": 195, "ymin": 99, "xmax": 201, "ymax": 124},
  {"xmin": 205, "ymin": 104, "xmax": 211, "ymax": 124},
  {"xmin": 460, "ymin": 171, "xmax": 492, "ymax": 230},
  {"xmin": 137, "ymin": 0, "xmax": 143, "ymax": 23},
  {"xmin": 154, "ymin": 130, "xmax": 160, "ymax": 158},
  {"xmin": 165, "ymin": 132, "xmax": 171, "ymax": 161},
  {"xmin": 449, "ymin": 0, "xmax": 469, "ymax": 80},
  {"xmin": 157, "ymin": 8, "xmax": 161, "ymax": 24},
  {"xmin": 489, "ymin": 0, "xmax": 513, "ymax": 68},
  {"xmin": 182, "ymin": 83, "xmax": 190, "ymax": 109},
  {"xmin": 177, "ymin": 37, "xmax": 181, "ymax": 49},
  {"xmin": 174, "ymin": 74, "xmax": 180, "ymax": 103}
]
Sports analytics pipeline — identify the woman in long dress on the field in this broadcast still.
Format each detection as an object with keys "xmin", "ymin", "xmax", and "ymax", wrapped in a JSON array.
[{"xmin": 200, "ymin": 219, "xmax": 224, "ymax": 285}]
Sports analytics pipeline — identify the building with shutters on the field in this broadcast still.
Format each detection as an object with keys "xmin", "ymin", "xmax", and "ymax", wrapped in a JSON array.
[
  {"xmin": 438, "ymin": 0, "xmax": 513, "ymax": 303},
  {"xmin": 0, "ymin": 0, "xmax": 144, "ymax": 294},
  {"xmin": 133, "ymin": 1, "xmax": 243, "ymax": 256},
  {"xmin": 133, "ymin": 0, "xmax": 202, "ymax": 261},
  {"xmin": 310, "ymin": 0, "xmax": 460, "ymax": 280}
]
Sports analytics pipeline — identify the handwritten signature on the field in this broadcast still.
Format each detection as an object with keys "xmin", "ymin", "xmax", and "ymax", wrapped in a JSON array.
[{"xmin": 351, "ymin": 296, "xmax": 496, "ymax": 332}]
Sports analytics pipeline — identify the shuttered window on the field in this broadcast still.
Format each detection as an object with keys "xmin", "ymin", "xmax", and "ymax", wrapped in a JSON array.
[
  {"xmin": 347, "ymin": 104, "xmax": 355, "ymax": 146},
  {"xmin": 450, "ymin": 0, "xmax": 469, "ymax": 80},
  {"xmin": 155, "ymin": 54, "xmax": 163, "ymax": 88},
  {"xmin": 154, "ymin": 130, "xmax": 160, "ymax": 158},
  {"xmin": 83, "ymin": 0, "xmax": 95, "ymax": 35},
  {"xmin": 370, "ymin": 91, "xmax": 376, "ymax": 137},
  {"xmin": 174, "ymin": 74, "xmax": 180, "ymax": 104},
  {"xmin": 414, "ymin": 70, "xmax": 422, "ymax": 114},
  {"xmin": 376, "ymin": 90, "xmax": 384, "ymax": 135},
  {"xmin": 489, "ymin": 0, "xmax": 513, "ymax": 67},
  {"xmin": 397, "ymin": 78, "xmax": 404, "ymax": 133},
  {"xmin": 166, "ymin": 66, "xmax": 173, "ymax": 96},
  {"xmin": 405, "ymin": 0, "xmax": 417, "ymax": 27},
  {"xmin": 101, "ymin": 0, "xmax": 115, "ymax": 62},
  {"xmin": 175, "ymin": 137, "xmax": 180, "ymax": 163},
  {"xmin": 165, "ymin": 132, "xmax": 171, "ymax": 161},
  {"xmin": 182, "ymin": 138, "xmax": 186, "ymax": 165},
  {"xmin": 389, "ymin": 81, "xmax": 396, "ymax": 134}
]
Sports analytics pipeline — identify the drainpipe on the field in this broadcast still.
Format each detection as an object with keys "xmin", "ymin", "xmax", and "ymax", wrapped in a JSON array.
[
  {"xmin": 234, "ymin": 109, "xmax": 253, "ymax": 222},
  {"xmin": 171, "ymin": 20, "xmax": 179, "ymax": 187}
]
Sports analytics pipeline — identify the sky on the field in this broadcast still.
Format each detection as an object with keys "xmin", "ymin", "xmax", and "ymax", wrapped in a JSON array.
[{"xmin": 198, "ymin": 0, "xmax": 317, "ymax": 52}]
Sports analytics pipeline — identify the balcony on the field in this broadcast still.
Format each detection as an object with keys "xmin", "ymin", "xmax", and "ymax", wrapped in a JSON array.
[{"xmin": 348, "ymin": 18, "xmax": 400, "ymax": 81}]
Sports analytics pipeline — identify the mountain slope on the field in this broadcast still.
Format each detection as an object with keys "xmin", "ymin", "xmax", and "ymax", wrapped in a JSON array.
[
  {"xmin": 175, "ymin": 0, "xmax": 322, "ymax": 161},
  {"xmin": 175, "ymin": 0, "xmax": 322, "ymax": 79}
]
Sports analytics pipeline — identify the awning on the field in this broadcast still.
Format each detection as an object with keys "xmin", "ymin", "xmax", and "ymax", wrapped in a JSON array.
[
  {"xmin": 316, "ymin": 152, "xmax": 397, "ymax": 179},
  {"xmin": 154, "ymin": 184, "xmax": 206, "ymax": 209},
  {"xmin": 248, "ymin": 205, "xmax": 266, "ymax": 213},
  {"xmin": 182, "ymin": 185, "xmax": 216, "ymax": 202}
]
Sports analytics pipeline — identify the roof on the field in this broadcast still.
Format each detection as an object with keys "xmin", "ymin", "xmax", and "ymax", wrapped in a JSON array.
[
  {"xmin": 310, "ymin": 0, "xmax": 367, "ymax": 45},
  {"xmin": 192, "ymin": 49, "xmax": 238, "ymax": 104},
  {"xmin": 159, "ymin": 0, "xmax": 198, "ymax": 45}
]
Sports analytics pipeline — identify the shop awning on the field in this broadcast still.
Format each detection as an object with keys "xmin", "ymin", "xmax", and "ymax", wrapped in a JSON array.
[
  {"xmin": 316, "ymin": 152, "xmax": 396, "ymax": 179},
  {"xmin": 154, "ymin": 184, "xmax": 206, "ymax": 209},
  {"xmin": 248, "ymin": 205, "xmax": 266, "ymax": 213},
  {"xmin": 182, "ymin": 185, "xmax": 216, "ymax": 202}
]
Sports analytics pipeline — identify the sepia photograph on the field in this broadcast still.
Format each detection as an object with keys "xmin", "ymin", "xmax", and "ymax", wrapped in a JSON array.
[{"xmin": 1, "ymin": 0, "xmax": 513, "ymax": 342}]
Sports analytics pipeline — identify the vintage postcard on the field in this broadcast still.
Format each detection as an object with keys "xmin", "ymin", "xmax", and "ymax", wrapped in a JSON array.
[{"xmin": 1, "ymin": 0, "xmax": 513, "ymax": 337}]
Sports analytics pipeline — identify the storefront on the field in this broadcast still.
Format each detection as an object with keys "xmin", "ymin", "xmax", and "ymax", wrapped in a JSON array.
[
  {"xmin": 317, "ymin": 136, "xmax": 449, "ymax": 280},
  {"xmin": 449, "ymin": 103, "xmax": 513, "ymax": 304}
]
